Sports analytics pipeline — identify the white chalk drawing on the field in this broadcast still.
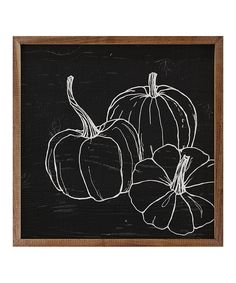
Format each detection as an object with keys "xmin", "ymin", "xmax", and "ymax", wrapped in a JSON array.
[
  {"xmin": 107, "ymin": 72, "xmax": 197, "ymax": 158},
  {"xmin": 45, "ymin": 75, "xmax": 142, "ymax": 202},
  {"xmin": 45, "ymin": 71, "xmax": 214, "ymax": 237},
  {"xmin": 129, "ymin": 144, "xmax": 214, "ymax": 236}
]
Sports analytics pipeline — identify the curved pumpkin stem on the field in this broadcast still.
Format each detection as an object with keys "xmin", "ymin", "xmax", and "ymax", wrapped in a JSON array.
[
  {"xmin": 148, "ymin": 72, "xmax": 158, "ymax": 98},
  {"xmin": 67, "ymin": 76, "xmax": 99, "ymax": 138},
  {"xmin": 171, "ymin": 155, "xmax": 190, "ymax": 195}
]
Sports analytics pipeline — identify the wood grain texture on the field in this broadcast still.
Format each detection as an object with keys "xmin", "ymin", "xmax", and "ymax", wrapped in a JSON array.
[
  {"xmin": 13, "ymin": 36, "xmax": 223, "ymax": 247},
  {"xmin": 13, "ymin": 36, "xmax": 221, "ymax": 45},
  {"xmin": 13, "ymin": 38, "xmax": 21, "ymax": 246},
  {"xmin": 214, "ymin": 37, "xmax": 223, "ymax": 246}
]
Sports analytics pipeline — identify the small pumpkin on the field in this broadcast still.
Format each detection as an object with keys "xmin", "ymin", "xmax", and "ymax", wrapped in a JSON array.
[
  {"xmin": 107, "ymin": 72, "xmax": 197, "ymax": 158},
  {"xmin": 45, "ymin": 76, "xmax": 142, "ymax": 202},
  {"xmin": 129, "ymin": 144, "xmax": 214, "ymax": 236}
]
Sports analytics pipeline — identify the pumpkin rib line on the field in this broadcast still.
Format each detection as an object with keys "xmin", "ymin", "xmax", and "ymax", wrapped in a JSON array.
[
  {"xmin": 152, "ymin": 216, "xmax": 157, "ymax": 225},
  {"xmin": 127, "ymin": 100, "xmax": 138, "ymax": 122},
  {"xmin": 132, "ymin": 179, "xmax": 170, "ymax": 187},
  {"xmin": 138, "ymin": 97, "xmax": 148, "ymax": 136},
  {"xmin": 162, "ymin": 94, "xmax": 191, "ymax": 147},
  {"xmin": 87, "ymin": 166, "xmax": 103, "ymax": 200},
  {"xmin": 187, "ymin": 195, "xmax": 204, "ymax": 217},
  {"xmin": 58, "ymin": 162, "xmax": 69, "ymax": 195},
  {"xmin": 45, "ymin": 149, "xmax": 60, "ymax": 191},
  {"xmin": 45, "ymin": 128, "xmax": 79, "ymax": 181},
  {"xmin": 122, "ymin": 98, "xmax": 141, "ymax": 127},
  {"xmin": 167, "ymin": 195, "xmax": 195, "ymax": 236},
  {"xmin": 155, "ymin": 85, "xmax": 175, "ymax": 92},
  {"xmin": 184, "ymin": 155, "xmax": 212, "ymax": 186},
  {"xmin": 185, "ymin": 160, "xmax": 213, "ymax": 186},
  {"xmin": 148, "ymin": 97, "xmax": 153, "ymax": 125},
  {"xmin": 186, "ymin": 181, "xmax": 214, "ymax": 189},
  {"xmin": 128, "ymin": 191, "xmax": 143, "ymax": 213},
  {"xmin": 107, "ymin": 92, "xmax": 143, "ymax": 119},
  {"xmin": 101, "ymin": 135, "xmax": 124, "ymax": 194},
  {"xmin": 108, "ymin": 91, "xmax": 131, "ymax": 107},
  {"xmin": 165, "ymin": 193, "xmax": 177, "ymax": 229},
  {"xmin": 161, "ymin": 85, "xmax": 197, "ymax": 137},
  {"xmin": 141, "ymin": 192, "xmax": 175, "ymax": 231},
  {"xmin": 154, "ymin": 98, "xmax": 164, "ymax": 146},
  {"xmin": 107, "ymin": 104, "xmax": 120, "ymax": 120},
  {"xmin": 118, "ymin": 110, "xmax": 124, "ymax": 119},
  {"xmin": 187, "ymin": 192, "xmax": 215, "ymax": 208},
  {"xmin": 52, "ymin": 131, "xmax": 82, "ymax": 194},
  {"xmin": 151, "ymin": 149, "xmax": 174, "ymax": 184},
  {"xmin": 142, "ymin": 191, "xmax": 173, "ymax": 214},
  {"xmin": 45, "ymin": 130, "xmax": 80, "ymax": 193},
  {"xmin": 108, "ymin": 86, "xmax": 146, "ymax": 107},
  {"xmin": 109, "ymin": 90, "xmax": 134, "ymax": 105},
  {"xmin": 112, "ymin": 126, "xmax": 133, "ymax": 192},
  {"xmin": 109, "ymin": 95, "xmax": 142, "ymax": 121},
  {"xmin": 98, "ymin": 119, "xmax": 117, "ymax": 133},
  {"xmin": 143, "ymin": 212, "xmax": 166, "ymax": 231},
  {"xmin": 159, "ymin": 95, "xmax": 180, "ymax": 148},
  {"xmin": 182, "ymin": 195, "xmax": 195, "ymax": 233},
  {"xmin": 78, "ymin": 139, "xmax": 93, "ymax": 199},
  {"xmin": 163, "ymin": 89, "xmax": 197, "ymax": 147},
  {"xmin": 139, "ymin": 96, "xmax": 153, "ymax": 157},
  {"xmin": 130, "ymin": 94, "xmax": 145, "ymax": 101},
  {"xmin": 183, "ymin": 193, "xmax": 214, "ymax": 230},
  {"xmin": 149, "ymin": 192, "xmax": 177, "ymax": 232},
  {"xmin": 78, "ymin": 136, "xmax": 124, "ymax": 201},
  {"xmin": 80, "ymin": 159, "xmax": 121, "ymax": 171},
  {"xmin": 120, "ymin": 121, "xmax": 142, "ymax": 161}
]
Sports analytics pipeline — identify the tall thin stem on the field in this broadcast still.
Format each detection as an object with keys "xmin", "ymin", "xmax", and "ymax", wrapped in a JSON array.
[{"xmin": 67, "ymin": 76, "xmax": 99, "ymax": 138}]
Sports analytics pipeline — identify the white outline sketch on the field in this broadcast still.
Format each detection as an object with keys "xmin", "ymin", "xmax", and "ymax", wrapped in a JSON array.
[
  {"xmin": 44, "ymin": 71, "xmax": 214, "ymax": 237},
  {"xmin": 45, "ymin": 75, "xmax": 142, "ymax": 202},
  {"xmin": 106, "ymin": 72, "xmax": 197, "ymax": 158},
  {"xmin": 128, "ymin": 144, "xmax": 214, "ymax": 236}
]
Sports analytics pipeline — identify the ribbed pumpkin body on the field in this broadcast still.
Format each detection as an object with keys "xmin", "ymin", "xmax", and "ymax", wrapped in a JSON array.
[
  {"xmin": 107, "ymin": 73, "xmax": 197, "ymax": 158},
  {"xmin": 45, "ymin": 119, "xmax": 141, "ymax": 201},
  {"xmin": 45, "ymin": 76, "xmax": 141, "ymax": 202},
  {"xmin": 129, "ymin": 144, "xmax": 214, "ymax": 236}
]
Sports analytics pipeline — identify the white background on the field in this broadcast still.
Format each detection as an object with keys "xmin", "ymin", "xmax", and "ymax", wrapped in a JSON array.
[{"xmin": 0, "ymin": 1, "xmax": 234, "ymax": 282}]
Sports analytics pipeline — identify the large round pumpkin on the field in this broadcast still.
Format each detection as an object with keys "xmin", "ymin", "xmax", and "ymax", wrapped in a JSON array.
[
  {"xmin": 45, "ymin": 76, "xmax": 142, "ymax": 202},
  {"xmin": 107, "ymin": 72, "xmax": 197, "ymax": 158}
]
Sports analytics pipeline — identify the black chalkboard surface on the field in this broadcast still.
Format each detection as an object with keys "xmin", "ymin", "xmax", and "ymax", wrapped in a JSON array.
[{"xmin": 15, "ymin": 37, "xmax": 223, "ymax": 246}]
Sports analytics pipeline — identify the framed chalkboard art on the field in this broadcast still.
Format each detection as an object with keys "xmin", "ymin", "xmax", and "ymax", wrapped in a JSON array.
[{"xmin": 13, "ymin": 36, "xmax": 223, "ymax": 246}]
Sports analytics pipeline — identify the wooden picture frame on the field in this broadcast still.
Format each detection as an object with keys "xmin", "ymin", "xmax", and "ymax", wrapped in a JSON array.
[{"xmin": 13, "ymin": 36, "xmax": 223, "ymax": 246}]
